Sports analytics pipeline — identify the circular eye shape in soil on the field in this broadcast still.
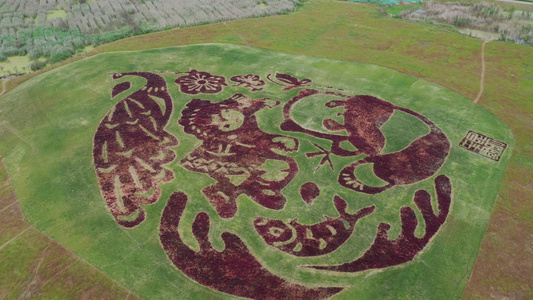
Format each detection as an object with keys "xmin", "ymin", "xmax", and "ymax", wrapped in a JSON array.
[{"xmin": 300, "ymin": 182, "xmax": 320, "ymax": 204}]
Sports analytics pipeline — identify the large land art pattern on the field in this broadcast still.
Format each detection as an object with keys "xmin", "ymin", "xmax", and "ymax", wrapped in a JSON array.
[{"xmin": 0, "ymin": 44, "xmax": 513, "ymax": 299}]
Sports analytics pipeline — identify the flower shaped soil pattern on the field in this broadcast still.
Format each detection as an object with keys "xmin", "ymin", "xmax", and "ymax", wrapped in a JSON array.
[
  {"xmin": 175, "ymin": 69, "xmax": 228, "ymax": 94},
  {"xmin": 231, "ymin": 74, "xmax": 266, "ymax": 92},
  {"xmin": 267, "ymin": 73, "xmax": 312, "ymax": 91}
]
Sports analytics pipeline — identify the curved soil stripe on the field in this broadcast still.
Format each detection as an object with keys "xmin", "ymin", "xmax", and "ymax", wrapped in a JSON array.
[{"xmin": 159, "ymin": 192, "xmax": 344, "ymax": 299}]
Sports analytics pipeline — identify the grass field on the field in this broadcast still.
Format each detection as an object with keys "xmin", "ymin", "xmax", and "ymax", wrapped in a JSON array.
[
  {"xmin": 0, "ymin": 56, "xmax": 32, "ymax": 77},
  {"xmin": 0, "ymin": 0, "xmax": 532, "ymax": 299},
  {"xmin": 87, "ymin": 4, "xmax": 533, "ymax": 298},
  {"xmin": 0, "ymin": 154, "xmax": 139, "ymax": 299},
  {"xmin": 0, "ymin": 43, "xmax": 513, "ymax": 299}
]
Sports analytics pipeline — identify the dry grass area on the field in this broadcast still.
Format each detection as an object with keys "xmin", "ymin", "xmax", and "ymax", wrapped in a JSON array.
[
  {"xmin": 0, "ymin": 156, "xmax": 140, "ymax": 300},
  {"xmin": 461, "ymin": 40, "xmax": 533, "ymax": 299}
]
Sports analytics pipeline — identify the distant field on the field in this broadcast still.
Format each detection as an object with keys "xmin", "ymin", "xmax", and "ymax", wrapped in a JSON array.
[
  {"xmin": 0, "ymin": 44, "xmax": 512, "ymax": 299},
  {"xmin": 0, "ymin": 0, "xmax": 532, "ymax": 299}
]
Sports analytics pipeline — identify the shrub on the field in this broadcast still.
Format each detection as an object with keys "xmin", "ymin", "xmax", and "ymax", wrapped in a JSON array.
[
  {"xmin": 30, "ymin": 60, "xmax": 46, "ymax": 71},
  {"xmin": 453, "ymin": 16, "xmax": 472, "ymax": 28}
]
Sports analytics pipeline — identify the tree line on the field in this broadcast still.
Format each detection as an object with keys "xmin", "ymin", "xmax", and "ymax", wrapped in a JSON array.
[{"xmin": 0, "ymin": 0, "xmax": 304, "ymax": 69}]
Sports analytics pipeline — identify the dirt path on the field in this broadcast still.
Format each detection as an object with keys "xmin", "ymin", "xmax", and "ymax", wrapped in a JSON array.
[
  {"xmin": 474, "ymin": 40, "xmax": 490, "ymax": 104},
  {"xmin": 0, "ymin": 79, "xmax": 7, "ymax": 96},
  {"xmin": 497, "ymin": 0, "xmax": 533, "ymax": 5}
]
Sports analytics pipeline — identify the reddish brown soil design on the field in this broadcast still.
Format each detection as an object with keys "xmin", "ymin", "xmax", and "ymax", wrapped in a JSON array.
[
  {"xmin": 281, "ymin": 89, "xmax": 450, "ymax": 194},
  {"xmin": 231, "ymin": 74, "xmax": 265, "ymax": 92},
  {"xmin": 92, "ymin": 70, "xmax": 454, "ymax": 297},
  {"xmin": 93, "ymin": 72, "xmax": 178, "ymax": 228},
  {"xmin": 308, "ymin": 175, "xmax": 451, "ymax": 272},
  {"xmin": 267, "ymin": 73, "xmax": 312, "ymax": 91},
  {"xmin": 300, "ymin": 182, "xmax": 320, "ymax": 204},
  {"xmin": 159, "ymin": 192, "xmax": 344, "ymax": 300},
  {"xmin": 178, "ymin": 93, "xmax": 299, "ymax": 218},
  {"xmin": 254, "ymin": 196, "xmax": 375, "ymax": 257},
  {"xmin": 111, "ymin": 81, "xmax": 132, "ymax": 98},
  {"xmin": 459, "ymin": 130, "xmax": 507, "ymax": 161},
  {"xmin": 174, "ymin": 69, "xmax": 227, "ymax": 94}
]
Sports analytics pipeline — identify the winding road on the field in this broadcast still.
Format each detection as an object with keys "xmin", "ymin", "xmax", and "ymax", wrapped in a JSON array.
[
  {"xmin": 474, "ymin": 40, "xmax": 491, "ymax": 104},
  {"xmin": 497, "ymin": 0, "xmax": 533, "ymax": 5},
  {"xmin": 0, "ymin": 79, "xmax": 6, "ymax": 96},
  {"xmin": 0, "ymin": 79, "xmax": 8, "ymax": 96}
]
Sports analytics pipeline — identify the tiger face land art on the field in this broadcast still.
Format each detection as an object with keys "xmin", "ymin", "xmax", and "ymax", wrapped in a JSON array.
[
  {"xmin": 178, "ymin": 93, "xmax": 299, "ymax": 219},
  {"xmin": 92, "ymin": 68, "xmax": 456, "ymax": 299}
]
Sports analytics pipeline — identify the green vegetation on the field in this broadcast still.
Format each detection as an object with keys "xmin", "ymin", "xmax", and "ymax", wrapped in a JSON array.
[
  {"xmin": 0, "ymin": 0, "xmax": 305, "ymax": 73},
  {"xmin": 396, "ymin": 1, "xmax": 533, "ymax": 44},
  {"xmin": 0, "ymin": 55, "xmax": 32, "ymax": 76},
  {"xmin": 0, "ymin": 43, "xmax": 513, "ymax": 299},
  {"xmin": 385, "ymin": 2, "xmax": 423, "ymax": 15},
  {"xmin": 0, "ymin": 26, "xmax": 87, "ymax": 66},
  {"xmin": 0, "ymin": 154, "xmax": 140, "ymax": 299},
  {"xmin": 0, "ymin": 0, "xmax": 532, "ymax": 298},
  {"xmin": 1, "ymin": 0, "xmax": 529, "ymax": 77}
]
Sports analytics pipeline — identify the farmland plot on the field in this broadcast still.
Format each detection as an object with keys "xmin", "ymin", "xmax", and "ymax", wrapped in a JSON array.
[{"xmin": 0, "ymin": 44, "xmax": 513, "ymax": 299}]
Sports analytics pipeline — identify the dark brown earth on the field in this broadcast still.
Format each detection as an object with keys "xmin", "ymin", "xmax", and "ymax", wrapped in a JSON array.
[{"xmin": 93, "ymin": 72, "xmax": 178, "ymax": 228}]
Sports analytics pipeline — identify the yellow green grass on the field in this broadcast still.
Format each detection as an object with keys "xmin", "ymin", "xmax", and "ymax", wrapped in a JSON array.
[
  {"xmin": 46, "ymin": 9, "xmax": 67, "ymax": 20},
  {"xmin": 0, "ymin": 56, "xmax": 32, "ymax": 77},
  {"xmin": 0, "ymin": 154, "xmax": 140, "ymax": 299},
  {"xmin": 0, "ymin": 43, "xmax": 513, "ymax": 299},
  {"xmin": 0, "ymin": 0, "xmax": 531, "ymax": 298}
]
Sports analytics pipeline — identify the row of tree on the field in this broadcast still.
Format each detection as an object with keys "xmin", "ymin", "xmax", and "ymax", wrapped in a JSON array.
[{"xmin": 0, "ymin": 0, "xmax": 303, "ymax": 64}]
